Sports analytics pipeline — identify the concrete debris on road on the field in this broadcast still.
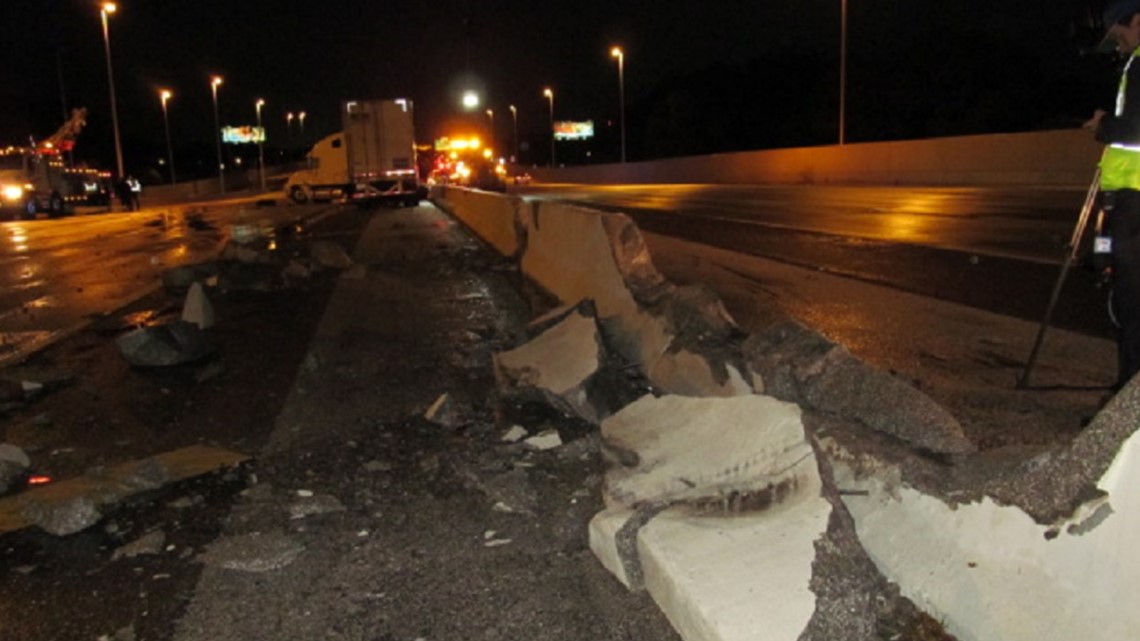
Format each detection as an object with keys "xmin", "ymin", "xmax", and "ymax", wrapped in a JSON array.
[
  {"xmin": 288, "ymin": 492, "xmax": 347, "ymax": 520},
  {"xmin": 309, "ymin": 240, "xmax": 354, "ymax": 270},
  {"xmin": 0, "ymin": 443, "xmax": 31, "ymax": 495},
  {"xmin": 500, "ymin": 425, "xmax": 528, "ymax": 442},
  {"xmin": 112, "ymin": 530, "xmax": 167, "ymax": 560},
  {"xmin": 524, "ymin": 429, "xmax": 563, "ymax": 450},
  {"xmin": 181, "ymin": 282, "xmax": 216, "ymax": 329},
  {"xmin": 424, "ymin": 392, "xmax": 468, "ymax": 428},
  {"xmin": 115, "ymin": 320, "xmax": 217, "ymax": 367}
]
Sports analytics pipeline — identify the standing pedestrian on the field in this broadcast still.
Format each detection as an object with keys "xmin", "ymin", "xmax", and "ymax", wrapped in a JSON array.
[
  {"xmin": 114, "ymin": 176, "xmax": 131, "ymax": 212},
  {"xmin": 1087, "ymin": 0, "xmax": 1140, "ymax": 390},
  {"xmin": 125, "ymin": 175, "xmax": 141, "ymax": 211}
]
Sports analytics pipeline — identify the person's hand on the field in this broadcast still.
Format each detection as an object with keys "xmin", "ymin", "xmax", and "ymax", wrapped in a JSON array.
[{"xmin": 1084, "ymin": 109, "xmax": 1107, "ymax": 130}]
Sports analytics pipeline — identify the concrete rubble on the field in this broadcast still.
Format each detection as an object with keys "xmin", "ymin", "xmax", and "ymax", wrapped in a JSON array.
[
  {"xmin": 115, "ymin": 320, "xmax": 216, "ymax": 367},
  {"xmin": 438, "ymin": 187, "xmax": 1140, "ymax": 641},
  {"xmin": 0, "ymin": 442, "xmax": 31, "ymax": 495},
  {"xmin": 181, "ymin": 282, "xmax": 216, "ymax": 329}
]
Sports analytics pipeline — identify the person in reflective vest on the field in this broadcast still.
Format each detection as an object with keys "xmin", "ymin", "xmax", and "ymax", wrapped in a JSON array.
[{"xmin": 1088, "ymin": 0, "xmax": 1140, "ymax": 390}]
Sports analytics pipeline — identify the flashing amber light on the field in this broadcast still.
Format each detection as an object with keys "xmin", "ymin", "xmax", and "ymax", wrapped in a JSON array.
[{"xmin": 27, "ymin": 475, "xmax": 52, "ymax": 486}]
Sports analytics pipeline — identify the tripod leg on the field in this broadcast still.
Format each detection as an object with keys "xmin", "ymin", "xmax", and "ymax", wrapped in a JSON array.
[{"xmin": 1017, "ymin": 171, "xmax": 1100, "ymax": 389}]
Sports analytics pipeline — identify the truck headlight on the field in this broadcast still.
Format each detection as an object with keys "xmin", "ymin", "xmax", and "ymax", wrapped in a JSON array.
[{"xmin": 2, "ymin": 184, "xmax": 25, "ymax": 201}]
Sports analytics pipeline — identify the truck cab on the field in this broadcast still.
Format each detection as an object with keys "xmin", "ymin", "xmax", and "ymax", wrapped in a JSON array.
[{"xmin": 0, "ymin": 147, "xmax": 75, "ymax": 220}]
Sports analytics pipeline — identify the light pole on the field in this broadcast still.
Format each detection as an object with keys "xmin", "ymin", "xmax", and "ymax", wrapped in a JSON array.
[
  {"xmin": 508, "ymin": 105, "xmax": 518, "ymax": 163},
  {"xmin": 160, "ymin": 89, "xmax": 176, "ymax": 184},
  {"xmin": 286, "ymin": 112, "xmax": 294, "ymax": 148},
  {"xmin": 99, "ymin": 3, "xmax": 124, "ymax": 178},
  {"xmin": 210, "ymin": 75, "xmax": 225, "ymax": 192},
  {"xmin": 486, "ymin": 109, "xmax": 494, "ymax": 151},
  {"xmin": 611, "ymin": 46, "xmax": 626, "ymax": 163},
  {"xmin": 543, "ymin": 88, "xmax": 555, "ymax": 167},
  {"xmin": 256, "ymin": 98, "xmax": 266, "ymax": 192},
  {"xmin": 839, "ymin": 0, "xmax": 847, "ymax": 145},
  {"xmin": 298, "ymin": 111, "xmax": 306, "ymax": 143}
]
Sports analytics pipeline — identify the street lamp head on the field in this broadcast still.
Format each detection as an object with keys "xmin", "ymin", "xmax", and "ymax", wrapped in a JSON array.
[
  {"xmin": 211, "ymin": 75, "xmax": 223, "ymax": 88},
  {"xmin": 543, "ymin": 88, "xmax": 553, "ymax": 99},
  {"xmin": 509, "ymin": 104, "xmax": 517, "ymax": 115},
  {"xmin": 287, "ymin": 112, "xmax": 294, "ymax": 122},
  {"xmin": 299, "ymin": 111, "xmax": 306, "ymax": 121},
  {"xmin": 102, "ymin": 3, "xmax": 117, "ymax": 15},
  {"xmin": 486, "ymin": 109, "xmax": 493, "ymax": 118},
  {"xmin": 160, "ymin": 89, "xmax": 172, "ymax": 105},
  {"xmin": 611, "ymin": 46, "xmax": 623, "ymax": 59},
  {"xmin": 256, "ymin": 98, "xmax": 265, "ymax": 108}
]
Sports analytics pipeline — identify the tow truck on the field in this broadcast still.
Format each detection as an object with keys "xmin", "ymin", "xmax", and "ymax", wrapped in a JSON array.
[{"xmin": 0, "ymin": 108, "xmax": 102, "ymax": 221}]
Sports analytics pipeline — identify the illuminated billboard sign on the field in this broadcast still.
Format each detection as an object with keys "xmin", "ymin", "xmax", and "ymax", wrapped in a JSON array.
[
  {"xmin": 553, "ymin": 120, "xmax": 594, "ymax": 141},
  {"xmin": 222, "ymin": 126, "xmax": 266, "ymax": 144}
]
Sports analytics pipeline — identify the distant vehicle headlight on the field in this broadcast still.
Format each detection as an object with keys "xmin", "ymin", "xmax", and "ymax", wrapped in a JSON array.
[{"xmin": 2, "ymin": 184, "xmax": 25, "ymax": 201}]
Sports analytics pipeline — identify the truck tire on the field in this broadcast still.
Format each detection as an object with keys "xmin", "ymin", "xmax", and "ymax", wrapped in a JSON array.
[
  {"xmin": 49, "ymin": 193, "xmax": 64, "ymax": 217},
  {"xmin": 290, "ymin": 186, "xmax": 309, "ymax": 204},
  {"xmin": 23, "ymin": 199, "xmax": 36, "ymax": 219}
]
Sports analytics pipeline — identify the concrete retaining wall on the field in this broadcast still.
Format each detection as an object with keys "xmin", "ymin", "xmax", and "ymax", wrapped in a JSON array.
[{"xmin": 525, "ymin": 129, "xmax": 1102, "ymax": 187}]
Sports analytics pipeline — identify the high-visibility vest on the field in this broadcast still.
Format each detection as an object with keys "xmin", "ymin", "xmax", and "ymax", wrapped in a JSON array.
[{"xmin": 1100, "ymin": 47, "xmax": 1140, "ymax": 191}]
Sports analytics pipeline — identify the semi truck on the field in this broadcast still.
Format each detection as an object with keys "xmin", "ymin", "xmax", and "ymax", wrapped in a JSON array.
[{"xmin": 284, "ymin": 98, "xmax": 422, "ymax": 207}]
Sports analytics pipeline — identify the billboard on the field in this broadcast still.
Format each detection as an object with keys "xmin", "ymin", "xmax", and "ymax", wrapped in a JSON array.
[
  {"xmin": 553, "ymin": 120, "xmax": 594, "ymax": 141},
  {"xmin": 222, "ymin": 126, "xmax": 266, "ymax": 144}
]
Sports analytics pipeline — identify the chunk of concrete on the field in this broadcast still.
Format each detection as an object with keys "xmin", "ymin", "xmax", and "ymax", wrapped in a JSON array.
[
  {"xmin": 199, "ymin": 532, "xmax": 305, "ymax": 572},
  {"xmin": 310, "ymin": 240, "xmax": 354, "ymax": 270},
  {"xmin": 600, "ymin": 394, "xmax": 817, "ymax": 509},
  {"xmin": 0, "ymin": 443, "xmax": 31, "ymax": 495},
  {"xmin": 494, "ymin": 306, "xmax": 604, "ymax": 423},
  {"xmin": 744, "ymin": 321, "xmax": 972, "ymax": 454},
  {"xmin": 115, "ymin": 321, "xmax": 216, "ymax": 367},
  {"xmin": 181, "ymin": 282, "xmax": 216, "ymax": 329}
]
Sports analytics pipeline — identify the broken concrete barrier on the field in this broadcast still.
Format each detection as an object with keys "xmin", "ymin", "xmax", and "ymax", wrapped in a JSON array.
[
  {"xmin": 590, "ymin": 393, "xmax": 831, "ymax": 641},
  {"xmin": 743, "ymin": 320, "xmax": 972, "ymax": 455},
  {"xmin": 494, "ymin": 303, "xmax": 606, "ymax": 423},
  {"xmin": 115, "ymin": 320, "xmax": 216, "ymax": 367}
]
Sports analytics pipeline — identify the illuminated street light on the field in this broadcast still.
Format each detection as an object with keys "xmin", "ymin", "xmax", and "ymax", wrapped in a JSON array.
[
  {"xmin": 543, "ymin": 88, "xmax": 555, "ymax": 167},
  {"xmin": 462, "ymin": 90, "xmax": 480, "ymax": 110},
  {"xmin": 286, "ymin": 112, "xmax": 294, "ymax": 147},
  {"xmin": 99, "ymin": 2, "xmax": 124, "ymax": 178},
  {"xmin": 210, "ymin": 75, "xmax": 224, "ymax": 192},
  {"xmin": 159, "ymin": 89, "xmax": 176, "ymax": 184},
  {"xmin": 508, "ymin": 105, "xmax": 518, "ymax": 163},
  {"xmin": 611, "ymin": 46, "xmax": 626, "ymax": 163},
  {"xmin": 256, "ymin": 98, "xmax": 266, "ymax": 192},
  {"xmin": 299, "ymin": 111, "xmax": 307, "ymax": 143},
  {"xmin": 839, "ymin": 0, "xmax": 847, "ymax": 145}
]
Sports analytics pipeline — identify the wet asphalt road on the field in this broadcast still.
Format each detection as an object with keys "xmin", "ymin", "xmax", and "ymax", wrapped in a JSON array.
[
  {"xmin": 0, "ymin": 195, "xmax": 336, "ymax": 367},
  {"xmin": 517, "ymin": 183, "xmax": 1114, "ymax": 338}
]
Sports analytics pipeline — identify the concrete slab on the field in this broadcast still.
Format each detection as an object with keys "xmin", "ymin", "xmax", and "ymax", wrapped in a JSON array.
[
  {"xmin": 600, "ymin": 394, "xmax": 814, "ymax": 508},
  {"xmin": 826, "ymin": 429, "xmax": 1140, "ymax": 641}
]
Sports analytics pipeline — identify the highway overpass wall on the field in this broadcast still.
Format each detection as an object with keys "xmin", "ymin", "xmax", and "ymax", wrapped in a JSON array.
[{"xmin": 526, "ymin": 128, "xmax": 1103, "ymax": 187}]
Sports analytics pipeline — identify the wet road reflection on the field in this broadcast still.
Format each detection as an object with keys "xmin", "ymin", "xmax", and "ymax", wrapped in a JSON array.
[{"xmin": 0, "ymin": 199, "xmax": 330, "ymax": 365}]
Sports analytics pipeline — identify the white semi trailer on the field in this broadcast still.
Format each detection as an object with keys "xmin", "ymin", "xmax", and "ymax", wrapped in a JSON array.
[{"xmin": 285, "ymin": 98, "xmax": 421, "ymax": 207}]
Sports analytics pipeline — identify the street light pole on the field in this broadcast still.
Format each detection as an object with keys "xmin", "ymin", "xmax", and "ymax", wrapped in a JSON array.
[
  {"xmin": 160, "ymin": 89, "xmax": 176, "ymax": 184},
  {"xmin": 100, "ymin": 3, "xmax": 124, "ymax": 178},
  {"xmin": 298, "ymin": 111, "xmax": 306, "ymax": 143},
  {"xmin": 256, "ymin": 98, "xmax": 266, "ymax": 193},
  {"xmin": 543, "ymin": 88, "xmax": 555, "ymax": 167},
  {"xmin": 508, "ymin": 105, "xmax": 518, "ymax": 163},
  {"xmin": 839, "ymin": 0, "xmax": 847, "ymax": 145},
  {"xmin": 486, "ymin": 109, "xmax": 494, "ymax": 152},
  {"xmin": 211, "ymin": 76, "xmax": 225, "ymax": 192},
  {"xmin": 286, "ymin": 112, "xmax": 294, "ymax": 149},
  {"xmin": 611, "ymin": 46, "xmax": 626, "ymax": 163}
]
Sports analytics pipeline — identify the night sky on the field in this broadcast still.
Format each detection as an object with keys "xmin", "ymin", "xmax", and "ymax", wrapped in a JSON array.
[{"xmin": 0, "ymin": 0, "xmax": 1116, "ymax": 178}]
